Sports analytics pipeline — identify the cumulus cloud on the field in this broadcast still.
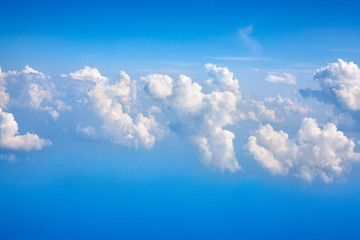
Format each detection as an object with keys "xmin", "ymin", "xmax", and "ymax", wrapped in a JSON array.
[
  {"xmin": 142, "ymin": 73, "xmax": 173, "ymax": 100},
  {"xmin": 247, "ymin": 100, "xmax": 279, "ymax": 122},
  {"xmin": 69, "ymin": 66, "xmax": 108, "ymax": 84},
  {"xmin": 241, "ymin": 94, "xmax": 311, "ymax": 123},
  {"xmin": 205, "ymin": 63, "xmax": 241, "ymax": 101},
  {"xmin": 265, "ymin": 73, "xmax": 297, "ymax": 85},
  {"xmin": 299, "ymin": 58, "xmax": 360, "ymax": 128},
  {"xmin": 21, "ymin": 65, "xmax": 47, "ymax": 78},
  {"xmin": 275, "ymin": 95, "xmax": 310, "ymax": 114},
  {"xmin": 143, "ymin": 65, "xmax": 242, "ymax": 172},
  {"xmin": 246, "ymin": 118, "xmax": 360, "ymax": 183},
  {"xmin": 1, "ymin": 65, "xmax": 71, "ymax": 121},
  {"xmin": 265, "ymin": 95, "xmax": 311, "ymax": 115},
  {"xmin": 243, "ymin": 96, "xmax": 305, "ymax": 123},
  {"xmin": 170, "ymin": 74, "xmax": 205, "ymax": 114},
  {"xmin": 313, "ymin": 59, "xmax": 360, "ymax": 111},
  {"xmin": 70, "ymin": 67, "xmax": 163, "ymax": 149},
  {"xmin": 0, "ymin": 107, "xmax": 52, "ymax": 151},
  {"xmin": 0, "ymin": 66, "xmax": 52, "ymax": 151}
]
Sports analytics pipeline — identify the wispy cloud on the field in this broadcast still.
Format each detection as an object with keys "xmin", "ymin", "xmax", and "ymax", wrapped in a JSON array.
[
  {"xmin": 239, "ymin": 25, "xmax": 261, "ymax": 50},
  {"xmin": 265, "ymin": 72, "xmax": 297, "ymax": 85},
  {"xmin": 208, "ymin": 57, "xmax": 271, "ymax": 61},
  {"xmin": 330, "ymin": 48, "xmax": 360, "ymax": 53},
  {"xmin": 152, "ymin": 61, "xmax": 200, "ymax": 66},
  {"xmin": 0, "ymin": 153, "xmax": 16, "ymax": 162}
]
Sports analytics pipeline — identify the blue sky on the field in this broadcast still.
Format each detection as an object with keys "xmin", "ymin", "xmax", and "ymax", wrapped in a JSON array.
[{"xmin": 1, "ymin": 0, "xmax": 360, "ymax": 239}]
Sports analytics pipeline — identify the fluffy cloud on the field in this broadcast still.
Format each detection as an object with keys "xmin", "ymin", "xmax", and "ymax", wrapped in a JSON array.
[
  {"xmin": 70, "ymin": 67, "xmax": 163, "ymax": 148},
  {"xmin": 1, "ymin": 65, "xmax": 71, "ymax": 121},
  {"xmin": 0, "ymin": 107, "xmax": 52, "ymax": 151},
  {"xmin": 241, "ymin": 94, "xmax": 310, "ymax": 123},
  {"xmin": 205, "ymin": 63, "xmax": 241, "ymax": 101},
  {"xmin": 0, "ymin": 66, "xmax": 52, "ymax": 151},
  {"xmin": 170, "ymin": 74, "xmax": 204, "ymax": 114},
  {"xmin": 275, "ymin": 95, "xmax": 310, "ymax": 114},
  {"xmin": 246, "ymin": 100, "xmax": 278, "ymax": 122},
  {"xmin": 143, "ymin": 65, "xmax": 242, "ymax": 172},
  {"xmin": 265, "ymin": 95, "xmax": 311, "ymax": 115},
  {"xmin": 21, "ymin": 65, "xmax": 47, "ymax": 78},
  {"xmin": 313, "ymin": 59, "xmax": 360, "ymax": 111},
  {"xmin": 69, "ymin": 66, "xmax": 108, "ymax": 84},
  {"xmin": 142, "ymin": 74, "xmax": 173, "ymax": 100},
  {"xmin": 265, "ymin": 73, "xmax": 297, "ymax": 85},
  {"xmin": 246, "ymin": 118, "xmax": 360, "ymax": 183}
]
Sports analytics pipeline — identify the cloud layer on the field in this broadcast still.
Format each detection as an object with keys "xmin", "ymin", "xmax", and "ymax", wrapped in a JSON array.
[
  {"xmin": 247, "ymin": 118, "xmax": 360, "ymax": 183},
  {"xmin": 1, "ymin": 59, "xmax": 360, "ymax": 183},
  {"xmin": 0, "ymin": 67, "xmax": 53, "ymax": 151},
  {"xmin": 314, "ymin": 59, "xmax": 360, "ymax": 111},
  {"xmin": 144, "ymin": 67, "xmax": 241, "ymax": 172},
  {"xmin": 70, "ymin": 68, "xmax": 163, "ymax": 149}
]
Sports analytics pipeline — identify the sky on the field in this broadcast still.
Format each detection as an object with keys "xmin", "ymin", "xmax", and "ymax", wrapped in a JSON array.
[{"xmin": 1, "ymin": 0, "xmax": 360, "ymax": 239}]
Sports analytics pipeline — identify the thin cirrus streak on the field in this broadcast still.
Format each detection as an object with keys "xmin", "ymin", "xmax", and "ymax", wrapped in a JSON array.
[{"xmin": 208, "ymin": 57, "xmax": 271, "ymax": 61}]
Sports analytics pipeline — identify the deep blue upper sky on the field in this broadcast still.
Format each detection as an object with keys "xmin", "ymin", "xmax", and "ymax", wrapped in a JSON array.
[{"xmin": 1, "ymin": 0, "xmax": 360, "ymax": 73}]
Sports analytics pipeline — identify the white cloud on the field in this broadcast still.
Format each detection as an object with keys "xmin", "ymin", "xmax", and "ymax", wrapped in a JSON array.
[
  {"xmin": 252, "ymin": 100, "xmax": 278, "ymax": 122},
  {"xmin": 1, "ymin": 65, "xmax": 71, "ymax": 121},
  {"xmin": 314, "ymin": 59, "xmax": 360, "ymax": 111},
  {"xmin": 144, "ymin": 65, "xmax": 242, "ymax": 172},
  {"xmin": 22, "ymin": 67, "xmax": 71, "ymax": 121},
  {"xmin": 27, "ymin": 83, "xmax": 54, "ymax": 109},
  {"xmin": 247, "ymin": 111, "xmax": 259, "ymax": 122},
  {"xmin": 241, "ymin": 99, "xmax": 281, "ymax": 123},
  {"xmin": 142, "ymin": 73, "xmax": 173, "ymax": 100},
  {"xmin": 69, "ymin": 66, "xmax": 108, "ymax": 84},
  {"xmin": 205, "ymin": 63, "xmax": 241, "ymax": 101},
  {"xmin": 264, "ymin": 95, "xmax": 310, "ymax": 115},
  {"xmin": 71, "ymin": 67, "xmax": 164, "ymax": 149},
  {"xmin": 0, "ymin": 66, "xmax": 52, "ymax": 151},
  {"xmin": 21, "ymin": 65, "xmax": 48, "ymax": 79},
  {"xmin": 0, "ymin": 107, "xmax": 52, "ymax": 151},
  {"xmin": 275, "ymin": 95, "xmax": 310, "ymax": 114},
  {"xmin": 241, "ymin": 94, "xmax": 311, "ymax": 124},
  {"xmin": 184, "ymin": 90, "xmax": 241, "ymax": 172},
  {"xmin": 265, "ymin": 73, "xmax": 297, "ymax": 85},
  {"xmin": 170, "ymin": 74, "xmax": 205, "ymax": 114},
  {"xmin": 246, "ymin": 118, "xmax": 360, "ymax": 183}
]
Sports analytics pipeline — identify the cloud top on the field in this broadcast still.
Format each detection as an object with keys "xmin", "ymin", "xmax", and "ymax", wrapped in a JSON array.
[
  {"xmin": 70, "ymin": 66, "xmax": 109, "ymax": 84},
  {"xmin": 247, "ymin": 118, "xmax": 360, "ymax": 183},
  {"xmin": 0, "ymin": 107, "xmax": 52, "ymax": 151},
  {"xmin": 314, "ymin": 59, "xmax": 360, "ymax": 111}
]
